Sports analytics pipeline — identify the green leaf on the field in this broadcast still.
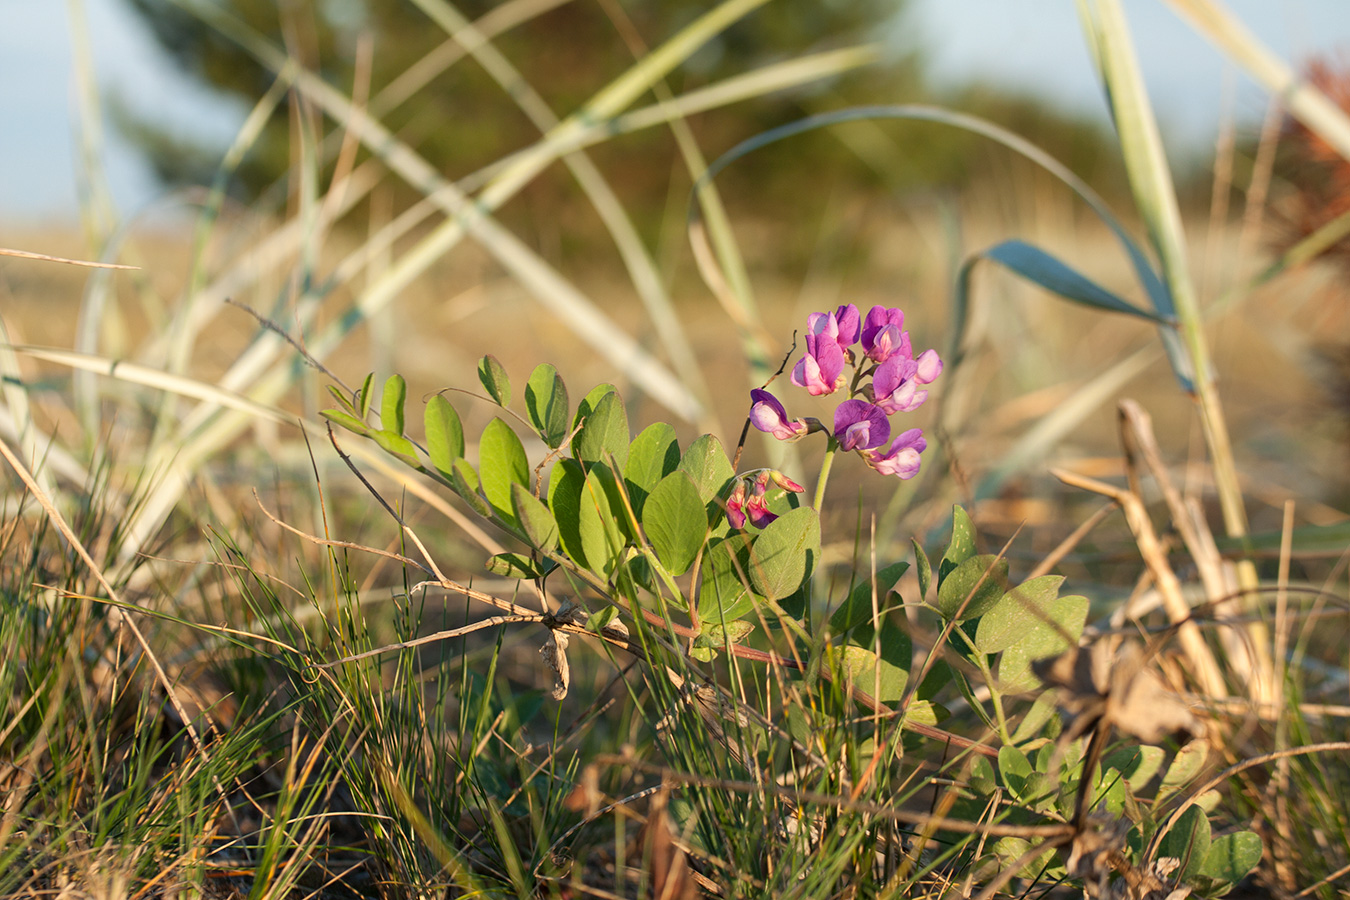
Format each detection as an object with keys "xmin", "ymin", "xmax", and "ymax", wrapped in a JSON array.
[
  {"xmin": 829, "ymin": 562, "xmax": 909, "ymax": 633},
  {"xmin": 912, "ymin": 537, "xmax": 932, "ymax": 599},
  {"xmin": 326, "ymin": 384, "xmax": 358, "ymax": 415},
  {"xmin": 479, "ymin": 418, "xmax": 530, "ymax": 526},
  {"xmin": 548, "ymin": 459, "xmax": 589, "ymax": 569},
  {"xmin": 698, "ymin": 534, "xmax": 757, "ymax": 622},
  {"xmin": 1158, "ymin": 805, "xmax": 1211, "ymax": 883},
  {"xmin": 975, "ymin": 575, "xmax": 1066, "ymax": 654},
  {"xmin": 485, "ymin": 552, "xmax": 544, "ymax": 580},
  {"xmin": 511, "ymin": 483, "xmax": 558, "ymax": 553},
  {"xmin": 997, "ymin": 594, "xmax": 1090, "ymax": 692},
  {"xmin": 935, "ymin": 554, "xmax": 1009, "ymax": 621},
  {"xmin": 642, "ymin": 472, "xmax": 707, "ymax": 577},
  {"xmin": 1011, "ymin": 692, "xmax": 1060, "ymax": 744},
  {"xmin": 1103, "ymin": 745, "xmax": 1166, "ymax": 792},
  {"xmin": 833, "ymin": 619, "xmax": 911, "ymax": 703},
  {"xmin": 574, "ymin": 391, "xmax": 630, "ymax": 469},
  {"xmin": 747, "ymin": 507, "xmax": 820, "ymax": 601},
  {"xmin": 573, "ymin": 383, "xmax": 616, "ymax": 428},
  {"xmin": 973, "ymin": 240, "xmax": 1167, "ymax": 323},
  {"xmin": 358, "ymin": 372, "xmax": 375, "ymax": 418},
  {"xmin": 450, "ymin": 458, "xmax": 491, "ymax": 518},
  {"xmin": 372, "ymin": 429, "xmax": 420, "ymax": 468},
  {"xmin": 380, "ymin": 374, "xmax": 407, "ymax": 436},
  {"xmin": 425, "ymin": 394, "xmax": 465, "ymax": 474},
  {"xmin": 579, "ymin": 467, "xmax": 626, "ymax": 578},
  {"xmin": 321, "ymin": 408, "xmax": 370, "ymax": 436},
  {"xmin": 998, "ymin": 745, "xmax": 1034, "ymax": 797},
  {"xmin": 525, "ymin": 363, "xmax": 569, "ymax": 448},
  {"xmin": 1159, "ymin": 740, "xmax": 1209, "ymax": 803},
  {"xmin": 1199, "ymin": 832, "xmax": 1262, "ymax": 885},
  {"xmin": 477, "ymin": 355, "xmax": 511, "ymax": 407},
  {"xmin": 939, "ymin": 505, "xmax": 977, "ymax": 587},
  {"xmin": 625, "ymin": 423, "xmax": 680, "ymax": 520},
  {"xmin": 693, "ymin": 620, "xmax": 755, "ymax": 654},
  {"xmin": 678, "ymin": 434, "xmax": 736, "ymax": 525}
]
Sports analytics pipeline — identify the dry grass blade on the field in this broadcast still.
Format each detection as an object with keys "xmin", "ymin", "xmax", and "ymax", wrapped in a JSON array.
[
  {"xmin": 1052, "ymin": 464, "xmax": 1227, "ymax": 698},
  {"xmin": 0, "ymin": 247, "xmax": 138, "ymax": 270}
]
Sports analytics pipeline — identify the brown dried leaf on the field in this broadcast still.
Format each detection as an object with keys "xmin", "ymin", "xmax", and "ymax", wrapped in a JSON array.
[
  {"xmin": 1037, "ymin": 638, "xmax": 1197, "ymax": 744},
  {"xmin": 541, "ymin": 630, "xmax": 571, "ymax": 700}
]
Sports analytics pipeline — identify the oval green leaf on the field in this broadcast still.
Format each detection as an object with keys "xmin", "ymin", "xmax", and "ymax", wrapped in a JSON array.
[
  {"xmin": 678, "ymin": 434, "xmax": 735, "ymax": 525},
  {"xmin": 939, "ymin": 505, "xmax": 977, "ymax": 588},
  {"xmin": 975, "ymin": 575, "xmax": 1065, "ymax": 654},
  {"xmin": 996, "ymin": 593, "xmax": 1090, "ymax": 692},
  {"xmin": 625, "ymin": 423, "xmax": 680, "ymax": 520},
  {"xmin": 425, "ymin": 394, "xmax": 465, "ymax": 474},
  {"xmin": 547, "ymin": 458, "xmax": 588, "ymax": 569},
  {"xmin": 486, "ymin": 552, "xmax": 543, "ymax": 580},
  {"xmin": 477, "ymin": 354, "xmax": 511, "ymax": 407},
  {"xmin": 698, "ymin": 534, "xmax": 757, "ymax": 622},
  {"xmin": 525, "ymin": 363, "xmax": 569, "ymax": 448},
  {"xmin": 450, "ymin": 458, "xmax": 491, "ymax": 518},
  {"xmin": 1200, "ymin": 832, "xmax": 1262, "ymax": 885},
  {"xmin": 511, "ymin": 483, "xmax": 558, "ymax": 553},
  {"xmin": 1158, "ymin": 805, "xmax": 1211, "ymax": 883},
  {"xmin": 381, "ymin": 374, "xmax": 407, "ymax": 436},
  {"xmin": 642, "ymin": 472, "xmax": 707, "ymax": 577},
  {"xmin": 578, "ymin": 467, "xmax": 626, "ymax": 578},
  {"xmin": 479, "ymin": 418, "xmax": 529, "ymax": 526},
  {"xmin": 747, "ymin": 507, "xmax": 820, "ymax": 601},
  {"xmin": 834, "ymin": 619, "xmax": 911, "ymax": 703},
  {"xmin": 358, "ymin": 372, "xmax": 375, "ymax": 418},
  {"xmin": 372, "ymin": 428, "xmax": 420, "ymax": 468},
  {"xmin": 321, "ymin": 408, "xmax": 370, "ymax": 436},
  {"xmin": 575, "ymin": 391, "xmax": 630, "ymax": 469},
  {"xmin": 935, "ymin": 554, "xmax": 1009, "ymax": 621},
  {"xmin": 829, "ymin": 561, "xmax": 910, "ymax": 634}
]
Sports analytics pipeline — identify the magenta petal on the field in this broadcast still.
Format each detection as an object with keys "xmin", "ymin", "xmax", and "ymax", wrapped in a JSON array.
[
  {"xmin": 833, "ymin": 399, "xmax": 890, "ymax": 451},
  {"xmin": 814, "ymin": 341, "xmax": 846, "ymax": 394},
  {"xmin": 834, "ymin": 304, "xmax": 861, "ymax": 346},
  {"xmin": 915, "ymin": 348, "xmax": 943, "ymax": 383}
]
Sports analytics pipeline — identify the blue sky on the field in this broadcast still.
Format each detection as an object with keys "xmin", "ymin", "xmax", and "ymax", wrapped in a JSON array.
[{"xmin": 3, "ymin": 0, "xmax": 1350, "ymax": 223}]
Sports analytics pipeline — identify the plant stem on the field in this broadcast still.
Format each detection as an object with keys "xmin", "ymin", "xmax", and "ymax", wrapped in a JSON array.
[{"xmin": 813, "ymin": 442, "xmax": 838, "ymax": 512}]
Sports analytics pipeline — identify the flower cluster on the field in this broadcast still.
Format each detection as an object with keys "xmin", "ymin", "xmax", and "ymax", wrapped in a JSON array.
[
  {"xmin": 725, "ymin": 469, "xmax": 804, "ymax": 529},
  {"xmin": 750, "ymin": 303, "xmax": 940, "ymax": 481}
]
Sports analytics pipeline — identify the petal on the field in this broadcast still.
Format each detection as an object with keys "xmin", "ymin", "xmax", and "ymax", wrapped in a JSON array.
[
  {"xmin": 914, "ymin": 349, "xmax": 943, "ymax": 383},
  {"xmin": 814, "ymin": 341, "xmax": 846, "ymax": 393},
  {"xmin": 834, "ymin": 304, "xmax": 861, "ymax": 346}
]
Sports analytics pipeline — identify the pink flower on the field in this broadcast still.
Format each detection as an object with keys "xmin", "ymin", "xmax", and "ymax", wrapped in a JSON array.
[
  {"xmin": 872, "ymin": 349, "xmax": 943, "ymax": 414},
  {"xmin": 863, "ymin": 428, "xmax": 927, "ymax": 479},
  {"xmin": 746, "ymin": 471, "xmax": 777, "ymax": 528},
  {"xmin": 725, "ymin": 481, "xmax": 748, "ymax": 529},
  {"xmin": 860, "ymin": 306, "xmax": 906, "ymax": 362},
  {"xmin": 833, "ymin": 399, "xmax": 890, "ymax": 452},
  {"xmin": 749, "ymin": 389, "xmax": 810, "ymax": 441}
]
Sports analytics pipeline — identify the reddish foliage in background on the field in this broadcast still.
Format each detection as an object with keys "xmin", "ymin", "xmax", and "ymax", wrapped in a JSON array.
[{"xmin": 1277, "ymin": 54, "xmax": 1350, "ymax": 264}]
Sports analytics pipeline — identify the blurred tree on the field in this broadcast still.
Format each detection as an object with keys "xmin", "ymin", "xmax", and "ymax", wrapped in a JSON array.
[{"xmin": 116, "ymin": 0, "xmax": 916, "ymax": 200}]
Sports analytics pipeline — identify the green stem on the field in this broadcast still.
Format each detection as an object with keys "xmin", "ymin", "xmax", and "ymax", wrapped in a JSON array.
[{"xmin": 813, "ymin": 441, "xmax": 838, "ymax": 512}]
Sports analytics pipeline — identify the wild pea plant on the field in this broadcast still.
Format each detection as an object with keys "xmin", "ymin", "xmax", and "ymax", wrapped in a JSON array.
[{"xmin": 322, "ymin": 302, "xmax": 1261, "ymax": 898}]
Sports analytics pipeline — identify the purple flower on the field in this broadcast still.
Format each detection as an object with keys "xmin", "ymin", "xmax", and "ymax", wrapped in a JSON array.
[
  {"xmin": 863, "ymin": 428, "xmax": 927, "ymax": 479},
  {"xmin": 861, "ymin": 306, "xmax": 906, "ymax": 362},
  {"xmin": 768, "ymin": 470, "xmax": 805, "ymax": 493},
  {"xmin": 725, "ymin": 481, "xmax": 748, "ymax": 529},
  {"xmin": 791, "ymin": 332, "xmax": 846, "ymax": 396},
  {"xmin": 832, "ymin": 304, "xmax": 861, "ymax": 348},
  {"xmin": 833, "ymin": 399, "xmax": 890, "ymax": 452},
  {"xmin": 749, "ymin": 389, "xmax": 810, "ymax": 441},
  {"xmin": 747, "ymin": 471, "xmax": 777, "ymax": 528},
  {"xmin": 872, "ymin": 348, "xmax": 943, "ymax": 414}
]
